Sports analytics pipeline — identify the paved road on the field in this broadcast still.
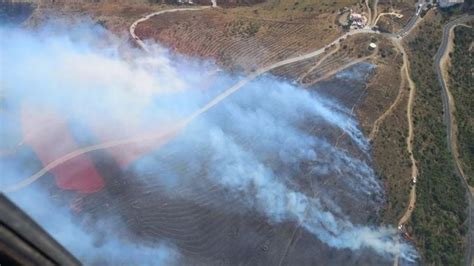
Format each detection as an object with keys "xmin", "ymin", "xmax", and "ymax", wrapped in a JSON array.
[
  {"xmin": 434, "ymin": 14, "xmax": 474, "ymax": 266},
  {"xmin": 398, "ymin": 8, "xmax": 420, "ymax": 36},
  {"xmin": 384, "ymin": 0, "xmax": 426, "ymax": 38}
]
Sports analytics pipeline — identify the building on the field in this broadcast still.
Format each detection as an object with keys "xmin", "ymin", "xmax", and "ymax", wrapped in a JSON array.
[
  {"xmin": 350, "ymin": 13, "xmax": 363, "ymax": 22},
  {"xmin": 176, "ymin": 0, "xmax": 194, "ymax": 4},
  {"xmin": 349, "ymin": 10, "xmax": 368, "ymax": 29},
  {"xmin": 439, "ymin": 0, "xmax": 464, "ymax": 8}
]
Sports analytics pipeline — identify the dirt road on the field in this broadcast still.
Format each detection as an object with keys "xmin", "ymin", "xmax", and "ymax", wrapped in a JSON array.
[
  {"xmin": 368, "ymin": 40, "xmax": 405, "ymax": 140},
  {"xmin": 368, "ymin": 40, "xmax": 418, "ymax": 211},
  {"xmin": 303, "ymin": 52, "xmax": 376, "ymax": 86},
  {"xmin": 3, "ymin": 121, "xmax": 187, "ymax": 193},
  {"xmin": 391, "ymin": 38, "xmax": 418, "ymax": 266},
  {"xmin": 297, "ymin": 43, "xmax": 340, "ymax": 83},
  {"xmin": 396, "ymin": 40, "xmax": 418, "ymax": 225},
  {"xmin": 373, "ymin": 12, "xmax": 403, "ymax": 27},
  {"xmin": 371, "ymin": 0, "xmax": 378, "ymax": 26},
  {"xmin": 366, "ymin": 0, "xmax": 372, "ymax": 26}
]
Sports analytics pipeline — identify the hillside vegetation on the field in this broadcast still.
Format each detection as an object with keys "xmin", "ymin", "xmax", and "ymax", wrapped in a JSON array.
[
  {"xmin": 449, "ymin": 23, "xmax": 474, "ymax": 186},
  {"xmin": 406, "ymin": 12, "xmax": 468, "ymax": 265}
]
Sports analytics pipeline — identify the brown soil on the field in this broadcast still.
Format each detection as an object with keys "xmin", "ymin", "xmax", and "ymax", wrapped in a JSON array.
[
  {"xmin": 135, "ymin": 7, "xmax": 342, "ymax": 72},
  {"xmin": 358, "ymin": 37, "xmax": 402, "ymax": 134},
  {"xmin": 353, "ymin": 37, "xmax": 414, "ymax": 224},
  {"xmin": 375, "ymin": 1, "xmax": 413, "ymax": 33},
  {"xmin": 26, "ymin": 1, "xmax": 165, "ymax": 33}
]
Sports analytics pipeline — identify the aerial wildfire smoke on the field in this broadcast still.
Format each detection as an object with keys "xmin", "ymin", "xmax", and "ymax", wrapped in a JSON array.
[{"xmin": 0, "ymin": 19, "xmax": 418, "ymax": 264}]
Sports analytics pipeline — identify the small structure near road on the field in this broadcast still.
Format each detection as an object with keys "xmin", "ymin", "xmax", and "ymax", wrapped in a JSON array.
[
  {"xmin": 176, "ymin": 0, "xmax": 194, "ymax": 4},
  {"xmin": 349, "ymin": 10, "xmax": 368, "ymax": 29},
  {"xmin": 368, "ymin": 42, "xmax": 377, "ymax": 50},
  {"xmin": 439, "ymin": 0, "xmax": 464, "ymax": 8},
  {"xmin": 350, "ymin": 13, "xmax": 363, "ymax": 21}
]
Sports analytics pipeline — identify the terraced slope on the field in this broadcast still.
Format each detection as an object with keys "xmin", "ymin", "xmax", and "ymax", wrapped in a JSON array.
[{"xmin": 135, "ymin": 8, "xmax": 342, "ymax": 72}]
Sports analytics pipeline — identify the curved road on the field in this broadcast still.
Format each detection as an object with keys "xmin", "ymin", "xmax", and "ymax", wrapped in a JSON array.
[
  {"xmin": 373, "ymin": 12, "xmax": 403, "ymax": 27},
  {"xmin": 392, "ymin": 38, "xmax": 418, "ymax": 266},
  {"xmin": 378, "ymin": 0, "xmax": 426, "ymax": 38},
  {"xmin": 368, "ymin": 40, "xmax": 406, "ymax": 141},
  {"xmin": 129, "ymin": 6, "xmax": 212, "ymax": 53},
  {"xmin": 395, "ymin": 39, "xmax": 418, "ymax": 227},
  {"xmin": 434, "ymin": 15, "xmax": 474, "ymax": 266}
]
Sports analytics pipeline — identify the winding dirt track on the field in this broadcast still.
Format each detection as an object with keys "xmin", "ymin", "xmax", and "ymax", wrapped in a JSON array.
[
  {"xmin": 365, "ymin": 0, "xmax": 372, "ymax": 27},
  {"xmin": 372, "ymin": 0, "xmax": 378, "ymax": 26},
  {"xmin": 390, "ymin": 38, "xmax": 418, "ymax": 266},
  {"xmin": 395, "ymin": 39, "xmax": 418, "ymax": 226},
  {"xmin": 296, "ymin": 43, "xmax": 340, "ymax": 83},
  {"xmin": 3, "ymin": 122, "xmax": 187, "ymax": 193},
  {"xmin": 368, "ymin": 40, "xmax": 405, "ymax": 141},
  {"xmin": 303, "ymin": 52, "xmax": 376, "ymax": 86},
  {"xmin": 373, "ymin": 12, "xmax": 403, "ymax": 27}
]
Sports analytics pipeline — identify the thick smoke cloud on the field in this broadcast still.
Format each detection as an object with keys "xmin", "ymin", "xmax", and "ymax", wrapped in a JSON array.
[
  {"xmin": 1, "ymin": 19, "xmax": 417, "ymax": 263},
  {"xmin": 5, "ymin": 182, "xmax": 179, "ymax": 265}
]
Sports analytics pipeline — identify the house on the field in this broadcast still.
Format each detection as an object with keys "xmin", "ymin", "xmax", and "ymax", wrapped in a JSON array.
[
  {"xmin": 176, "ymin": 0, "xmax": 194, "ymax": 4},
  {"xmin": 349, "ymin": 10, "xmax": 367, "ymax": 29},
  {"xmin": 350, "ymin": 13, "xmax": 363, "ymax": 22},
  {"xmin": 439, "ymin": 0, "xmax": 464, "ymax": 7}
]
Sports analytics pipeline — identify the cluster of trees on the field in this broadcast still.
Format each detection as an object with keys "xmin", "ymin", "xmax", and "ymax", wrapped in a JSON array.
[
  {"xmin": 407, "ymin": 18, "xmax": 468, "ymax": 265},
  {"xmin": 449, "ymin": 24, "xmax": 474, "ymax": 186}
]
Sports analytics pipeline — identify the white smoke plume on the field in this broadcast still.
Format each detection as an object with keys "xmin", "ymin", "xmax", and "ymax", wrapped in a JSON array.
[
  {"xmin": 5, "ymin": 183, "xmax": 179, "ymax": 265},
  {"xmin": 0, "ymin": 19, "xmax": 418, "ymax": 264}
]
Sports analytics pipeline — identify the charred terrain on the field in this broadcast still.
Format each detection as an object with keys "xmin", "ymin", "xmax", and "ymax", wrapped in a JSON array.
[{"xmin": 1, "ymin": 0, "xmax": 473, "ymax": 265}]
